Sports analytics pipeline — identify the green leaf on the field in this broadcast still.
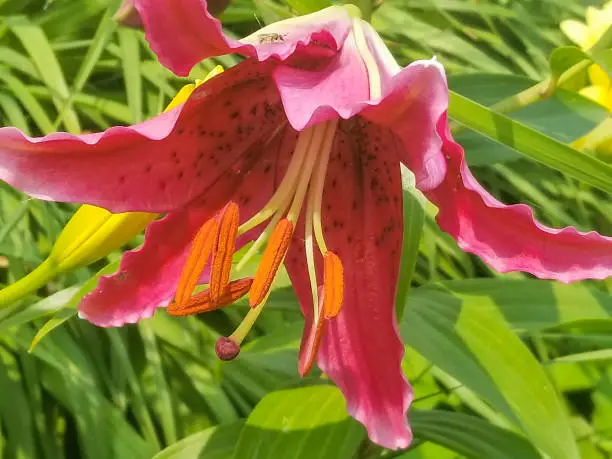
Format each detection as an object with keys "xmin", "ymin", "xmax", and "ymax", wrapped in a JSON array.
[
  {"xmin": 232, "ymin": 385, "xmax": 364, "ymax": 459},
  {"xmin": 552, "ymin": 349, "xmax": 612, "ymax": 364},
  {"xmin": 0, "ymin": 66, "xmax": 54, "ymax": 133},
  {"xmin": 118, "ymin": 28, "xmax": 143, "ymax": 123},
  {"xmin": 411, "ymin": 410, "xmax": 540, "ymax": 459},
  {"xmin": 402, "ymin": 280, "xmax": 580, "ymax": 459},
  {"xmin": 413, "ymin": 279, "xmax": 612, "ymax": 332},
  {"xmin": 549, "ymin": 46, "xmax": 589, "ymax": 81},
  {"xmin": 284, "ymin": 0, "xmax": 330, "ymax": 15},
  {"xmin": 153, "ymin": 422, "xmax": 244, "ymax": 459},
  {"xmin": 0, "ymin": 92, "xmax": 29, "ymax": 132},
  {"xmin": 396, "ymin": 165, "xmax": 426, "ymax": 319},
  {"xmin": 6, "ymin": 16, "xmax": 81, "ymax": 133},
  {"xmin": 139, "ymin": 321, "xmax": 177, "ymax": 445},
  {"xmin": 449, "ymin": 73, "xmax": 609, "ymax": 165},
  {"xmin": 0, "ymin": 286, "xmax": 79, "ymax": 333},
  {"xmin": 0, "ymin": 347, "xmax": 37, "ymax": 458},
  {"xmin": 449, "ymin": 89, "xmax": 612, "ymax": 195},
  {"xmin": 29, "ymin": 259, "xmax": 120, "ymax": 351}
]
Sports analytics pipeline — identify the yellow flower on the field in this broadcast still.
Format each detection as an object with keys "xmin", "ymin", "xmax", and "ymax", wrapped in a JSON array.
[
  {"xmin": 0, "ymin": 66, "xmax": 224, "ymax": 307},
  {"xmin": 560, "ymin": 2, "xmax": 612, "ymax": 109}
]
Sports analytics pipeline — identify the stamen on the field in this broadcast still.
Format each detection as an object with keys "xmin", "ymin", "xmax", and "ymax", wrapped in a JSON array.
[
  {"xmin": 303, "ymin": 120, "xmax": 338, "ymax": 322},
  {"xmin": 309, "ymin": 119, "xmax": 338, "ymax": 254},
  {"xmin": 351, "ymin": 18, "xmax": 382, "ymax": 100},
  {"xmin": 298, "ymin": 299, "xmax": 326, "ymax": 377},
  {"xmin": 236, "ymin": 208, "xmax": 285, "ymax": 273},
  {"xmin": 286, "ymin": 124, "xmax": 328, "ymax": 222},
  {"xmin": 210, "ymin": 202, "xmax": 240, "ymax": 304},
  {"xmin": 249, "ymin": 219, "xmax": 294, "ymax": 307},
  {"xmin": 168, "ymin": 278, "xmax": 253, "ymax": 317},
  {"xmin": 304, "ymin": 202, "xmax": 319, "ymax": 321},
  {"xmin": 323, "ymin": 252, "xmax": 344, "ymax": 318},
  {"xmin": 238, "ymin": 128, "xmax": 315, "ymax": 235},
  {"xmin": 174, "ymin": 218, "xmax": 219, "ymax": 305}
]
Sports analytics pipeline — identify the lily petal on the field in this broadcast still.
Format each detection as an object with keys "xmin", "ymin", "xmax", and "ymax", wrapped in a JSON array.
[
  {"xmin": 362, "ymin": 58, "xmax": 449, "ymax": 191},
  {"xmin": 273, "ymin": 25, "xmax": 369, "ymax": 130},
  {"xmin": 286, "ymin": 120, "xmax": 412, "ymax": 449},
  {"xmin": 427, "ymin": 115, "xmax": 612, "ymax": 283},
  {"xmin": 79, "ymin": 125, "xmax": 293, "ymax": 326},
  {"xmin": 360, "ymin": 20, "xmax": 401, "ymax": 85},
  {"xmin": 135, "ymin": 0, "xmax": 352, "ymax": 76},
  {"xmin": 79, "ymin": 208, "xmax": 212, "ymax": 326},
  {"xmin": 560, "ymin": 19, "xmax": 589, "ymax": 48},
  {"xmin": 0, "ymin": 63, "xmax": 285, "ymax": 213}
]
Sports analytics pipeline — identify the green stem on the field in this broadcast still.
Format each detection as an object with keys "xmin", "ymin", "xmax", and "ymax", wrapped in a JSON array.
[
  {"xmin": 450, "ymin": 59, "xmax": 592, "ymax": 135},
  {"xmin": 0, "ymin": 259, "xmax": 58, "ymax": 308}
]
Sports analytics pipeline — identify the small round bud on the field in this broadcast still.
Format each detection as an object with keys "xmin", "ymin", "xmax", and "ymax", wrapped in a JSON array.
[{"xmin": 215, "ymin": 337, "xmax": 240, "ymax": 361}]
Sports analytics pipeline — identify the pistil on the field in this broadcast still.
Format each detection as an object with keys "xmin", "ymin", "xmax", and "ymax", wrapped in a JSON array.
[{"xmin": 351, "ymin": 16, "xmax": 382, "ymax": 100}]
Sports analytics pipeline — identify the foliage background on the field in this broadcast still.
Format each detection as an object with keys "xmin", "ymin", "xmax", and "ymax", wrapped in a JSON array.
[{"xmin": 0, "ymin": 0, "xmax": 611, "ymax": 458}]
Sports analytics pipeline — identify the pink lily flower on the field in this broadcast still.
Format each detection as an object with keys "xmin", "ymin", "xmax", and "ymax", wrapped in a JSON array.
[{"xmin": 2, "ymin": 0, "xmax": 612, "ymax": 449}]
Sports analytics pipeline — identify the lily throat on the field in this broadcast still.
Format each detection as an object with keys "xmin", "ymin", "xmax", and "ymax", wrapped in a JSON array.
[{"xmin": 168, "ymin": 119, "xmax": 344, "ymax": 368}]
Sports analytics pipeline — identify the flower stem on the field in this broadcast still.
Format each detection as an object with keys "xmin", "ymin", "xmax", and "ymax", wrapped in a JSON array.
[
  {"xmin": 450, "ymin": 59, "xmax": 592, "ymax": 135},
  {"xmin": 0, "ymin": 259, "xmax": 58, "ymax": 308}
]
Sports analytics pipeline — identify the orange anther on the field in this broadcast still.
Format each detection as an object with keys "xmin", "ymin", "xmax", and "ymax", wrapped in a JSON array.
[
  {"xmin": 298, "ymin": 300, "xmax": 326, "ymax": 377},
  {"xmin": 249, "ymin": 219, "xmax": 294, "ymax": 307},
  {"xmin": 323, "ymin": 251, "xmax": 344, "ymax": 319},
  {"xmin": 210, "ymin": 202, "xmax": 240, "ymax": 304},
  {"xmin": 168, "ymin": 278, "xmax": 253, "ymax": 317},
  {"xmin": 175, "ymin": 218, "xmax": 218, "ymax": 306}
]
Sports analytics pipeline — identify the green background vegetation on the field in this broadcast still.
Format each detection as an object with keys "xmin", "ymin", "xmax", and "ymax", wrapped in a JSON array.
[{"xmin": 0, "ymin": 0, "xmax": 611, "ymax": 458}]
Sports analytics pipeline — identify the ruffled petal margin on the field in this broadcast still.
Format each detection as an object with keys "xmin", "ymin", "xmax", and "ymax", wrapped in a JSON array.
[
  {"xmin": 0, "ymin": 63, "xmax": 284, "ymax": 213},
  {"xmin": 78, "ymin": 208, "xmax": 211, "ymax": 326},
  {"xmin": 135, "ymin": 0, "xmax": 352, "ymax": 76},
  {"xmin": 427, "ymin": 115, "xmax": 612, "ymax": 283}
]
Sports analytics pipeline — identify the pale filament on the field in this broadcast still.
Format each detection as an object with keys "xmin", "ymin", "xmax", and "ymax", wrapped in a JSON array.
[
  {"xmin": 237, "ymin": 127, "xmax": 314, "ymax": 235},
  {"xmin": 308, "ymin": 118, "xmax": 338, "ymax": 256},
  {"xmin": 304, "ymin": 120, "xmax": 338, "ymax": 321},
  {"xmin": 235, "ymin": 121, "xmax": 335, "ymax": 274}
]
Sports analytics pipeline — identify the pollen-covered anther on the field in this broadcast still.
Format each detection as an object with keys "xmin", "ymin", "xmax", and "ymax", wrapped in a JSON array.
[
  {"xmin": 215, "ymin": 336, "xmax": 241, "ymax": 361},
  {"xmin": 323, "ymin": 251, "xmax": 344, "ymax": 318},
  {"xmin": 167, "ymin": 278, "xmax": 253, "ymax": 317},
  {"xmin": 249, "ymin": 218, "xmax": 294, "ymax": 307},
  {"xmin": 174, "ymin": 217, "xmax": 219, "ymax": 305},
  {"xmin": 210, "ymin": 202, "xmax": 240, "ymax": 304},
  {"xmin": 299, "ymin": 299, "xmax": 327, "ymax": 377}
]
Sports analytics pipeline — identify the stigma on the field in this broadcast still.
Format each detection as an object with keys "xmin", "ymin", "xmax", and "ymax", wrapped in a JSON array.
[{"xmin": 168, "ymin": 120, "xmax": 345, "ymax": 371}]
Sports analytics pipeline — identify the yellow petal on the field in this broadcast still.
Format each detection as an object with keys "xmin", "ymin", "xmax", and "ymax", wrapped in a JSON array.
[
  {"xmin": 52, "ymin": 206, "xmax": 157, "ymax": 271},
  {"xmin": 595, "ymin": 136, "xmax": 612, "ymax": 161},
  {"xmin": 163, "ymin": 65, "xmax": 224, "ymax": 112},
  {"xmin": 560, "ymin": 19, "xmax": 589, "ymax": 48},
  {"xmin": 583, "ymin": 5, "xmax": 612, "ymax": 47},
  {"xmin": 585, "ymin": 6, "xmax": 602, "ymax": 29},
  {"xmin": 579, "ymin": 84, "xmax": 610, "ymax": 106}
]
